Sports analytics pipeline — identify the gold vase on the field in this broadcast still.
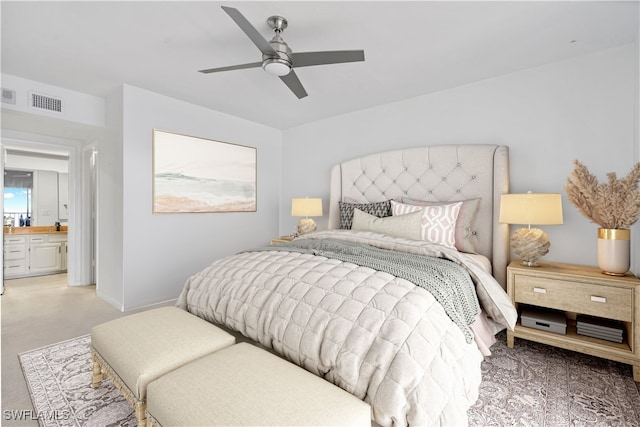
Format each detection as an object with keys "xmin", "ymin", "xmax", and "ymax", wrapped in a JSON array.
[{"xmin": 597, "ymin": 228, "xmax": 630, "ymax": 276}]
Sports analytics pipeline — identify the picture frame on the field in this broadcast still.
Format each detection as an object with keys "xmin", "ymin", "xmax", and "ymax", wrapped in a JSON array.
[{"xmin": 152, "ymin": 129, "xmax": 257, "ymax": 213}]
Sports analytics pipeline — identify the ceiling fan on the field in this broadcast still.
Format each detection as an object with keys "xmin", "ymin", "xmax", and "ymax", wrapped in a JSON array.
[{"xmin": 198, "ymin": 6, "xmax": 365, "ymax": 99}]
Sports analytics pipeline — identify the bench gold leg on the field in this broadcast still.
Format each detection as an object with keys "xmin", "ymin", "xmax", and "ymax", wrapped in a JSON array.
[
  {"xmin": 135, "ymin": 402, "xmax": 147, "ymax": 427},
  {"xmin": 91, "ymin": 351, "xmax": 103, "ymax": 388}
]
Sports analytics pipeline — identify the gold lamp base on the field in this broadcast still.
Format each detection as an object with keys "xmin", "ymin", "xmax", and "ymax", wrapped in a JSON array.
[{"xmin": 511, "ymin": 227, "xmax": 550, "ymax": 267}]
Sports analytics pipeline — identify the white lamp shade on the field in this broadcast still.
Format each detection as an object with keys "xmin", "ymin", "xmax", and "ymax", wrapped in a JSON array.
[
  {"xmin": 499, "ymin": 193, "xmax": 563, "ymax": 225},
  {"xmin": 291, "ymin": 198, "xmax": 323, "ymax": 217}
]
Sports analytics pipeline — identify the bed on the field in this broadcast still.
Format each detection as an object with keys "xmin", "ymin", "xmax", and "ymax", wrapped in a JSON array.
[{"xmin": 177, "ymin": 144, "xmax": 517, "ymax": 426}]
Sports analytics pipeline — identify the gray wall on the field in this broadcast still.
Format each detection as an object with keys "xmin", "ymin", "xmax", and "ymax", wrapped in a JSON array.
[
  {"xmin": 99, "ymin": 85, "xmax": 282, "ymax": 311},
  {"xmin": 281, "ymin": 44, "xmax": 639, "ymax": 275}
]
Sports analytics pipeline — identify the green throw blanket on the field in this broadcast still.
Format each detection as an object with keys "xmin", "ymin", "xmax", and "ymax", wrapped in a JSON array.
[{"xmin": 248, "ymin": 238, "xmax": 480, "ymax": 343}]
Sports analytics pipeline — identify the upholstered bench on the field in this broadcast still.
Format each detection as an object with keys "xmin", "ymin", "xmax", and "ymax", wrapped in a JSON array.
[
  {"xmin": 90, "ymin": 306, "xmax": 235, "ymax": 427},
  {"xmin": 145, "ymin": 342, "xmax": 372, "ymax": 427}
]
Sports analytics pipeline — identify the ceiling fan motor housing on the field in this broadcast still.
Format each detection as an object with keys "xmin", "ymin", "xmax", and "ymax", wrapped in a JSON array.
[{"xmin": 262, "ymin": 35, "xmax": 292, "ymax": 75}]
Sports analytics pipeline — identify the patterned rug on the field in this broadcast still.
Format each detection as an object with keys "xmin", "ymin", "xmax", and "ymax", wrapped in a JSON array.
[
  {"xmin": 468, "ymin": 332, "xmax": 640, "ymax": 426},
  {"xmin": 18, "ymin": 335, "xmax": 134, "ymax": 427},
  {"xmin": 19, "ymin": 333, "xmax": 640, "ymax": 426}
]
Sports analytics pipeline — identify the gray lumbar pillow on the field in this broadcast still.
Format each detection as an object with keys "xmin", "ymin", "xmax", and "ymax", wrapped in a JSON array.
[{"xmin": 351, "ymin": 208, "xmax": 422, "ymax": 240}]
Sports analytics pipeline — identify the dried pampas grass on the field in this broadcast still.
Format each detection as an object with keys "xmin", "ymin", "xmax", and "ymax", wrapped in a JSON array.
[{"xmin": 565, "ymin": 160, "xmax": 640, "ymax": 229}]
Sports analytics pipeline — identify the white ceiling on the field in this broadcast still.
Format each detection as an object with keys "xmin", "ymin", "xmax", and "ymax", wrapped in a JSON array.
[{"xmin": 1, "ymin": 1, "xmax": 639, "ymax": 131}]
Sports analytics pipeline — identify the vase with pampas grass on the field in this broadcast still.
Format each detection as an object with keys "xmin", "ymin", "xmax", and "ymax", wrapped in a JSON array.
[{"xmin": 565, "ymin": 160, "xmax": 640, "ymax": 275}]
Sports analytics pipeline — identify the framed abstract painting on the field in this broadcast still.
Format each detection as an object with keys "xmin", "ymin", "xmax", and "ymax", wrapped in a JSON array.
[{"xmin": 152, "ymin": 130, "xmax": 257, "ymax": 213}]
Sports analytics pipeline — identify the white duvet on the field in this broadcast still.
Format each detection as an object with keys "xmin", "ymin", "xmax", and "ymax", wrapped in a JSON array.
[{"xmin": 177, "ymin": 230, "xmax": 516, "ymax": 426}]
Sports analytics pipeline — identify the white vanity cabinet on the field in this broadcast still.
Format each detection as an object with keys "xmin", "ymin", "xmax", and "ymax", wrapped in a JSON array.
[
  {"xmin": 3, "ymin": 235, "xmax": 27, "ymax": 277},
  {"xmin": 48, "ymin": 233, "xmax": 67, "ymax": 271},
  {"xmin": 3, "ymin": 233, "xmax": 67, "ymax": 278},
  {"xmin": 29, "ymin": 235, "xmax": 63, "ymax": 274}
]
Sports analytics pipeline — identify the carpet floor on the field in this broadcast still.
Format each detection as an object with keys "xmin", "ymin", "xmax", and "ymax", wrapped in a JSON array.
[{"xmin": 19, "ymin": 332, "xmax": 640, "ymax": 427}]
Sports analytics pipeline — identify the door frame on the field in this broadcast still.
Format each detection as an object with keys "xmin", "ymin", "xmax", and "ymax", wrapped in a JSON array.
[{"xmin": 1, "ymin": 133, "xmax": 93, "ymax": 286}]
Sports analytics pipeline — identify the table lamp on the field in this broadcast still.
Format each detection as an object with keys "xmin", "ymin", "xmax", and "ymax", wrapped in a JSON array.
[
  {"xmin": 499, "ymin": 192, "xmax": 563, "ymax": 266},
  {"xmin": 291, "ymin": 197, "xmax": 323, "ymax": 235}
]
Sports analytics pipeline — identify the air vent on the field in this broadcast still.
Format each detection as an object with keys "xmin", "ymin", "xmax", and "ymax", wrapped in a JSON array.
[
  {"xmin": 30, "ymin": 92, "xmax": 63, "ymax": 113},
  {"xmin": 1, "ymin": 88, "xmax": 16, "ymax": 104}
]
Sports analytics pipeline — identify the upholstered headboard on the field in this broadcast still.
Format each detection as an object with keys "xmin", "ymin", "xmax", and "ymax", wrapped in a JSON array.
[{"xmin": 328, "ymin": 144, "xmax": 510, "ymax": 288}]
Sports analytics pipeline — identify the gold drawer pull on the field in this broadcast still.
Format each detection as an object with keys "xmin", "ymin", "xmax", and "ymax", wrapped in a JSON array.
[
  {"xmin": 590, "ymin": 296, "xmax": 607, "ymax": 303},
  {"xmin": 533, "ymin": 287, "xmax": 547, "ymax": 294}
]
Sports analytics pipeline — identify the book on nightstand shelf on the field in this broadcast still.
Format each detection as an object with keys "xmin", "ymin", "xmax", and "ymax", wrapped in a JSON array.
[{"xmin": 576, "ymin": 314, "xmax": 624, "ymax": 343}]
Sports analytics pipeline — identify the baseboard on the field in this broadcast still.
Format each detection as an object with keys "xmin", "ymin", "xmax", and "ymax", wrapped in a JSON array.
[
  {"xmin": 123, "ymin": 298, "xmax": 178, "ymax": 313},
  {"xmin": 96, "ymin": 289, "xmax": 125, "ymax": 312}
]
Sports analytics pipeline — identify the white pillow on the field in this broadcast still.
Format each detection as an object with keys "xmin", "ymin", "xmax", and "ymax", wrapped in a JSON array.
[
  {"xmin": 391, "ymin": 200, "xmax": 462, "ymax": 248},
  {"xmin": 351, "ymin": 208, "xmax": 423, "ymax": 240},
  {"xmin": 402, "ymin": 197, "xmax": 480, "ymax": 253}
]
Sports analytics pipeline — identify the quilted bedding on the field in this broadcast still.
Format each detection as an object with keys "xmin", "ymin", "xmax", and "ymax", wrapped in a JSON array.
[{"xmin": 177, "ymin": 230, "xmax": 516, "ymax": 426}]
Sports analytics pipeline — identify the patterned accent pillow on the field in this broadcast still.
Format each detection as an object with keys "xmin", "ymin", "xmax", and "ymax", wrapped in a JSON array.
[
  {"xmin": 351, "ymin": 208, "xmax": 423, "ymax": 240},
  {"xmin": 338, "ymin": 200, "xmax": 392, "ymax": 229},
  {"xmin": 391, "ymin": 200, "xmax": 462, "ymax": 249},
  {"xmin": 402, "ymin": 197, "xmax": 481, "ymax": 254}
]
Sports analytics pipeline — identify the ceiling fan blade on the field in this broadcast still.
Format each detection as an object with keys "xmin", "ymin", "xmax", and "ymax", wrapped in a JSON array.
[
  {"xmin": 279, "ymin": 70, "xmax": 308, "ymax": 99},
  {"xmin": 221, "ymin": 6, "xmax": 278, "ymax": 57},
  {"xmin": 291, "ymin": 50, "xmax": 365, "ymax": 68},
  {"xmin": 198, "ymin": 62, "xmax": 262, "ymax": 74}
]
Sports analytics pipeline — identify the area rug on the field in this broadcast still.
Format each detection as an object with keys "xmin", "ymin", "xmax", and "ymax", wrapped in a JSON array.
[
  {"xmin": 468, "ymin": 332, "xmax": 640, "ymax": 426},
  {"xmin": 18, "ymin": 335, "xmax": 134, "ymax": 427},
  {"xmin": 19, "ymin": 332, "xmax": 640, "ymax": 426}
]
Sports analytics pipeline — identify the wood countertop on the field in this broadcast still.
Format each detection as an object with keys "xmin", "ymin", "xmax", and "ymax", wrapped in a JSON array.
[{"xmin": 4, "ymin": 226, "xmax": 68, "ymax": 235}]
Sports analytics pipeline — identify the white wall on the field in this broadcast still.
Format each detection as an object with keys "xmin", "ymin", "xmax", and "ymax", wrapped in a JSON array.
[
  {"xmin": 1, "ymin": 73, "xmax": 105, "ymax": 128},
  {"xmin": 97, "ymin": 87, "xmax": 125, "ymax": 307},
  {"xmin": 282, "ymin": 44, "xmax": 639, "ymax": 275},
  {"xmin": 5, "ymin": 154, "xmax": 68, "ymax": 173},
  {"xmin": 99, "ymin": 85, "xmax": 282, "ymax": 311}
]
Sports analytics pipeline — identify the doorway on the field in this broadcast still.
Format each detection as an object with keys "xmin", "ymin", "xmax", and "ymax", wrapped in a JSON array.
[{"xmin": 2, "ymin": 138, "xmax": 96, "ymax": 288}]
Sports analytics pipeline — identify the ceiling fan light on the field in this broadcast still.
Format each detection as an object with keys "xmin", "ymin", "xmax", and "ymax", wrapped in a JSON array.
[{"xmin": 263, "ymin": 59, "xmax": 291, "ymax": 76}]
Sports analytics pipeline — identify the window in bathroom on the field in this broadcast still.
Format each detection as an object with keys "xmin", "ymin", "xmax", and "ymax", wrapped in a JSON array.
[{"xmin": 4, "ymin": 170, "xmax": 33, "ymax": 227}]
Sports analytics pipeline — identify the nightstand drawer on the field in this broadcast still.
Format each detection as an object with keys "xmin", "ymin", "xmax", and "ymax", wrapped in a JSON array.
[{"xmin": 514, "ymin": 275, "xmax": 633, "ymax": 322}]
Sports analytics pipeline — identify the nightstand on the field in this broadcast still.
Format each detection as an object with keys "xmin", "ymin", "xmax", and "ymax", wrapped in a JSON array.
[
  {"xmin": 270, "ymin": 235, "xmax": 295, "ymax": 244},
  {"xmin": 507, "ymin": 260, "xmax": 640, "ymax": 382}
]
